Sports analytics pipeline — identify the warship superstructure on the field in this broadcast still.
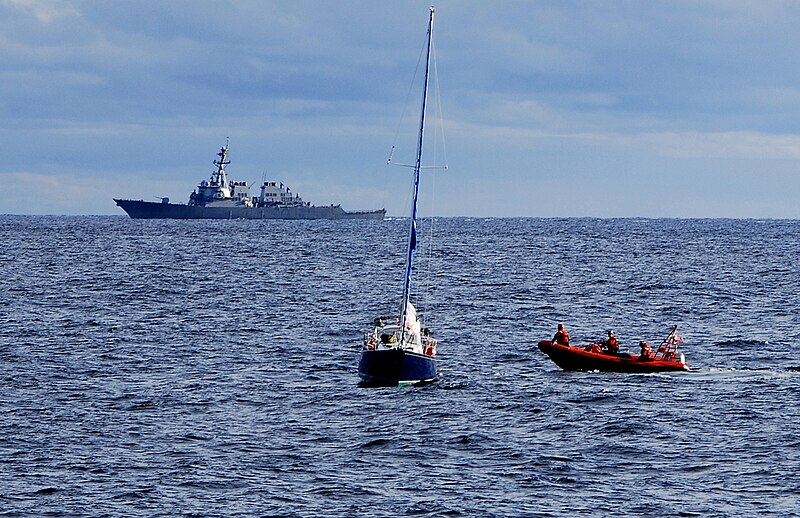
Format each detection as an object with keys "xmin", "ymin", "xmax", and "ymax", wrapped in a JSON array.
[{"xmin": 114, "ymin": 142, "xmax": 385, "ymax": 220}]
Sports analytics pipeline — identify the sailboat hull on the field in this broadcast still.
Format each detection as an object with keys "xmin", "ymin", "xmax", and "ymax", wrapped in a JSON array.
[{"xmin": 358, "ymin": 349, "xmax": 436, "ymax": 386}]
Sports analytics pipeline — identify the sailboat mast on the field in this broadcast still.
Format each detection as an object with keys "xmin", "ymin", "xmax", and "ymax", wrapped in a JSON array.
[{"xmin": 400, "ymin": 6, "xmax": 435, "ymax": 336}]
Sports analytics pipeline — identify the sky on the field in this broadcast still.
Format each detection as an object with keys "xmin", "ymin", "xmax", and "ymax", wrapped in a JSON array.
[{"xmin": 2, "ymin": 0, "xmax": 800, "ymax": 218}]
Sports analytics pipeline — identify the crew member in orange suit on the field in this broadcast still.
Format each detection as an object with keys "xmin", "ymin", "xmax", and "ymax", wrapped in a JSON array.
[
  {"xmin": 638, "ymin": 340, "xmax": 655, "ymax": 360},
  {"xmin": 553, "ymin": 323, "xmax": 570, "ymax": 346},
  {"xmin": 602, "ymin": 330, "xmax": 619, "ymax": 354}
]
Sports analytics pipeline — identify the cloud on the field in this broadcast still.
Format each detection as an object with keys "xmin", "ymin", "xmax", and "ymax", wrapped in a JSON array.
[
  {"xmin": 2, "ymin": 1, "xmax": 800, "ymax": 217},
  {"xmin": 0, "ymin": 170, "xmax": 193, "ymax": 215},
  {"xmin": 634, "ymin": 131, "xmax": 800, "ymax": 160},
  {"xmin": 1, "ymin": 0, "xmax": 78, "ymax": 23}
]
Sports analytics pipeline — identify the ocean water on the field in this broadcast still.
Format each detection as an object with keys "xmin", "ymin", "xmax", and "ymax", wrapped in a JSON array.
[{"xmin": 1, "ymin": 215, "xmax": 798, "ymax": 517}]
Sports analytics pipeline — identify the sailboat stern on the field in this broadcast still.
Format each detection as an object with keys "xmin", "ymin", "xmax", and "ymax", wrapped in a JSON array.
[{"xmin": 358, "ymin": 348, "xmax": 436, "ymax": 387}]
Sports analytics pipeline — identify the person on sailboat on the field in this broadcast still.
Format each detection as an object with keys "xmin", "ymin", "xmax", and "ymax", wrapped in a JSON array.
[
  {"xmin": 552, "ymin": 323, "xmax": 570, "ymax": 346},
  {"xmin": 601, "ymin": 330, "xmax": 619, "ymax": 354}
]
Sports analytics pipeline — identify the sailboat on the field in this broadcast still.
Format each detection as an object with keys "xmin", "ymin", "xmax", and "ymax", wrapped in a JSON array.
[{"xmin": 359, "ymin": 6, "xmax": 441, "ymax": 387}]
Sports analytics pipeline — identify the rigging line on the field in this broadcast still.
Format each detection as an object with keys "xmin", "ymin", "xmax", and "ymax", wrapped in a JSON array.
[
  {"xmin": 420, "ymin": 112, "xmax": 440, "ymax": 325},
  {"xmin": 421, "ymin": 169, "xmax": 438, "ymax": 327},
  {"xmin": 391, "ymin": 163, "xmax": 446, "ymax": 169},
  {"xmin": 427, "ymin": 110, "xmax": 443, "ymax": 321},
  {"xmin": 388, "ymin": 30, "xmax": 430, "ymax": 164},
  {"xmin": 431, "ymin": 38, "xmax": 449, "ymax": 170},
  {"xmin": 391, "ymin": 131, "xmax": 418, "ymax": 222},
  {"xmin": 395, "ymin": 173, "xmax": 415, "ymax": 280},
  {"xmin": 419, "ymin": 36, "xmax": 445, "ymax": 326}
]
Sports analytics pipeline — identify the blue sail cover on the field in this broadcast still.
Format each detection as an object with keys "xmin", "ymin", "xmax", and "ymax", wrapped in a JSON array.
[
  {"xmin": 410, "ymin": 219, "xmax": 417, "ymax": 252},
  {"xmin": 401, "ymin": 217, "xmax": 417, "ymax": 328}
]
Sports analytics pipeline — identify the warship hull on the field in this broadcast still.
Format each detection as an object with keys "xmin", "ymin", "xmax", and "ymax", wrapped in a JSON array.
[{"xmin": 114, "ymin": 199, "xmax": 386, "ymax": 220}]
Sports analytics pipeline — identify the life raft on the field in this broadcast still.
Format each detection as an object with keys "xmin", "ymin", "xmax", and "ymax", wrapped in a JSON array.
[{"xmin": 537, "ymin": 340, "xmax": 689, "ymax": 373}]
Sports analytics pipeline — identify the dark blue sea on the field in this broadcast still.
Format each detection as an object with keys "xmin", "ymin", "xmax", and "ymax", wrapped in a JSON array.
[{"xmin": 1, "ymin": 216, "xmax": 798, "ymax": 517}]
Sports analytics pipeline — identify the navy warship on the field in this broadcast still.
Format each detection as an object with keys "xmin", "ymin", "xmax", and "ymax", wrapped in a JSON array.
[{"xmin": 114, "ymin": 142, "xmax": 385, "ymax": 220}]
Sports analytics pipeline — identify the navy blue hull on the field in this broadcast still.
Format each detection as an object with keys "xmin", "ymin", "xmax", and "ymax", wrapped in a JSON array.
[{"xmin": 358, "ymin": 349, "xmax": 436, "ymax": 386}]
